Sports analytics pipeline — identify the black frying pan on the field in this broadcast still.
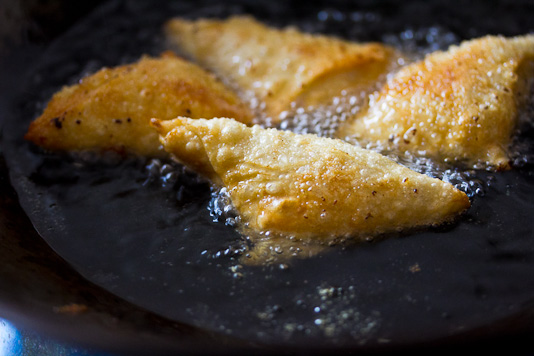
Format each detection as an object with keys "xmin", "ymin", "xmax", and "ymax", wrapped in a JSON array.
[{"xmin": 1, "ymin": 0, "xmax": 534, "ymax": 354}]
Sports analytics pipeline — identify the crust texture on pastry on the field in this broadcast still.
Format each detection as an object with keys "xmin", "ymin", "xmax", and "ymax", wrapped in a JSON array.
[
  {"xmin": 337, "ymin": 35, "xmax": 534, "ymax": 170},
  {"xmin": 152, "ymin": 117, "xmax": 470, "ymax": 242},
  {"xmin": 25, "ymin": 52, "xmax": 253, "ymax": 157},
  {"xmin": 165, "ymin": 16, "xmax": 397, "ymax": 122}
]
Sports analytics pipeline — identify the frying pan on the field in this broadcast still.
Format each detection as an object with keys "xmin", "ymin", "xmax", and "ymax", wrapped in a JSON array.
[{"xmin": 1, "ymin": 0, "xmax": 534, "ymax": 354}]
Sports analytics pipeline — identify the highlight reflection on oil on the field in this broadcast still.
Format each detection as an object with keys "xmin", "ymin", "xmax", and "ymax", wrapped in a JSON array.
[
  {"xmin": 0, "ymin": 319, "xmax": 21, "ymax": 356},
  {"xmin": 0, "ymin": 318, "xmax": 111, "ymax": 356}
]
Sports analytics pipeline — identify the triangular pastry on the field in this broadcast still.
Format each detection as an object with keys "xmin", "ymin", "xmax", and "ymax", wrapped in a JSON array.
[
  {"xmin": 25, "ymin": 52, "xmax": 253, "ymax": 157},
  {"xmin": 165, "ymin": 16, "xmax": 397, "ymax": 121},
  {"xmin": 337, "ymin": 35, "xmax": 534, "ymax": 170},
  {"xmin": 152, "ymin": 117, "xmax": 470, "ymax": 242}
]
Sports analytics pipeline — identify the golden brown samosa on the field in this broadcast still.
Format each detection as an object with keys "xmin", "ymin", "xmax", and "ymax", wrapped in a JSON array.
[
  {"xmin": 337, "ymin": 35, "xmax": 534, "ymax": 170},
  {"xmin": 25, "ymin": 52, "xmax": 253, "ymax": 157},
  {"xmin": 165, "ymin": 16, "xmax": 397, "ymax": 121},
  {"xmin": 152, "ymin": 117, "xmax": 470, "ymax": 242}
]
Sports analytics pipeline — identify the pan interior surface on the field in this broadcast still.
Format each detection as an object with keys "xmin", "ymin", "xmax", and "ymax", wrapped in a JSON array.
[{"xmin": 3, "ymin": 0, "xmax": 534, "ymax": 350}]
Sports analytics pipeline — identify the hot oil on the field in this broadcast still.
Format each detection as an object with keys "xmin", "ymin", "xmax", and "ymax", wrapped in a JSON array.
[
  {"xmin": 143, "ymin": 11, "xmax": 534, "ymax": 343},
  {"xmin": 6, "ymin": 0, "xmax": 534, "ymax": 348},
  {"xmin": 124, "ymin": 12, "xmax": 534, "ymax": 344},
  {"xmin": 195, "ymin": 24, "xmax": 523, "ymax": 266}
]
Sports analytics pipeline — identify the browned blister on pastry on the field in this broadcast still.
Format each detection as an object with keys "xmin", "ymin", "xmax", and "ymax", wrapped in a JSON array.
[
  {"xmin": 25, "ymin": 52, "xmax": 253, "ymax": 157},
  {"xmin": 152, "ymin": 117, "xmax": 470, "ymax": 243},
  {"xmin": 165, "ymin": 16, "xmax": 397, "ymax": 121},
  {"xmin": 337, "ymin": 35, "xmax": 534, "ymax": 170}
]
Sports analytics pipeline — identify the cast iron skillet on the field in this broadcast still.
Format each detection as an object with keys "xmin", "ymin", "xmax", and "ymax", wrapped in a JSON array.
[{"xmin": 2, "ymin": 0, "xmax": 534, "ymax": 354}]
